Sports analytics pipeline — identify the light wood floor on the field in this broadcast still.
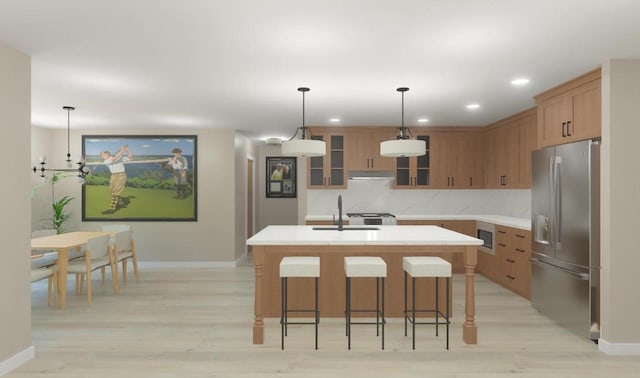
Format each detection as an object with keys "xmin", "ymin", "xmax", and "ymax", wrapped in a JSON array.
[{"xmin": 14, "ymin": 256, "xmax": 640, "ymax": 377}]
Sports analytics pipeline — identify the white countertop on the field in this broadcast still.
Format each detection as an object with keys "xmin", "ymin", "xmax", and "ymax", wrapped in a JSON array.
[
  {"xmin": 304, "ymin": 214, "xmax": 530, "ymax": 230},
  {"xmin": 247, "ymin": 225, "xmax": 483, "ymax": 246}
]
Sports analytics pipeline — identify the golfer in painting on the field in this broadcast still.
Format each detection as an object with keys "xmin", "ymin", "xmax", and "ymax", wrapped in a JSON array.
[
  {"xmin": 100, "ymin": 145, "xmax": 131, "ymax": 214},
  {"xmin": 170, "ymin": 147, "xmax": 189, "ymax": 199}
]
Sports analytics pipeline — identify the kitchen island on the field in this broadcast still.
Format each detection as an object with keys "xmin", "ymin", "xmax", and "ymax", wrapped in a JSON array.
[{"xmin": 246, "ymin": 225, "xmax": 483, "ymax": 345}]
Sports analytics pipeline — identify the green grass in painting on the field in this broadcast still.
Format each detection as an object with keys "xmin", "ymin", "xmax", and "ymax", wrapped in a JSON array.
[{"xmin": 84, "ymin": 186, "xmax": 195, "ymax": 219}]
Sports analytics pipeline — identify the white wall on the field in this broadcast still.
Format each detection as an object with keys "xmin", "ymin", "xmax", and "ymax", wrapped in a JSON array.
[
  {"xmin": 234, "ymin": 133, "xmax": 257, "ymax": 259},
  {"xmin": 308, "ymin": 180, "xmax": 531, "ymax": 219},
  {"xmin": 0, "ymin": 40, "xmax": 32, "ymax": 374},
  {"xmin": 600, "ymin": 59, "xmax": 640, "ymax": 349},
  {"xmin": 31, "ymin": 127, "xmax": 247, "ymax": 263}
]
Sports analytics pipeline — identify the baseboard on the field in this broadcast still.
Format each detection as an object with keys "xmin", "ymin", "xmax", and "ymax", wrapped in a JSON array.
[
  {"xmin": 598, "ymin": 339, "xmax": 640, "ymax": 355},
  {"xmin": 0, "ymin": 346, "xmax": 34, "ymax": 376},
  {"xmin": 138, "ymin": 261, "xmax": 237, "ymax": 269}
]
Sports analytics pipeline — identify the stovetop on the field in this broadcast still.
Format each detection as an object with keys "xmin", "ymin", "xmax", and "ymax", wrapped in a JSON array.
[{"xmin": 346, "ymin": 212, "xmax": 396, "ymax": 218}]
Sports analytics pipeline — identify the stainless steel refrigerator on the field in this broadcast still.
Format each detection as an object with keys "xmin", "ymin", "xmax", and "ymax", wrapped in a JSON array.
[{"xmin": 531, "ymin": 139, "xmax": 600, "ymax": 340}]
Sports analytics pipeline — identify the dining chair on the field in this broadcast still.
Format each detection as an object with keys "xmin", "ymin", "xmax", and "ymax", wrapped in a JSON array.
[
  {"xmin": 66, "ymin": 234, "xmax": 117, "ymax": 305},
  {"xmin": 99, "ymin": 224, "xmax": 130, "ymax": 284},
  {"xmin": 101, "ymin": 224, "xmax": 131, "ymax": 232},
  {"xmin": 31, "ymin": 267, "xmax": 57, "ymax": 306},
  {"xmin": 113, "ymin": 230, "xmax": 139, "ymax": 284}
]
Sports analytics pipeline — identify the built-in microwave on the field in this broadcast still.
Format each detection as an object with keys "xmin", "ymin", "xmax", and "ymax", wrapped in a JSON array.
[{"xmin": 476, "ymin": 221, "xmax": 495, "ymax": 255}]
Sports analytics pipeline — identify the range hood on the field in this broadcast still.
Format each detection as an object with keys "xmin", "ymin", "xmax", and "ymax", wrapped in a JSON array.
[{"xmin": 348, "ymin": 171, "xmax": 395, "ymax": 180}]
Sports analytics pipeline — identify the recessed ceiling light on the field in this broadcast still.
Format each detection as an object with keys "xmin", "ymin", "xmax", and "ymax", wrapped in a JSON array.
[
  {"xmin": 329, "ymin": 118, "xmax": 341, "ymax": 122},
  {"xmin": 417, "ymin": 118, "xmax": 429, "ymax": 123},
  {"xmin": 466, "ymin": 103, "xmax": 481, "ymax": 110},
  {"xmin": 511, "ymin": 78, "xmax": 530, "ymax": 86}
]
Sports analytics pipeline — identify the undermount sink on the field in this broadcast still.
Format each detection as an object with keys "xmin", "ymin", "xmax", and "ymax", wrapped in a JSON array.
[{"xmin": 312, "ymin": 226, "xmax": 380, "ymax": 231}]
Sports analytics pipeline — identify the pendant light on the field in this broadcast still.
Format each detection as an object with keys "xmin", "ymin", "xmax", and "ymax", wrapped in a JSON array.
[
  {"xmin": 280, "ymin": 87, "xmax": 326, "ymax": 157},
  {"xmin": 380, "ymin": 87, "xmax": 426, "ymax": 157},
  {"xmin": 33, "ymin": 106, "xmax": 90, "ymax": 183}
]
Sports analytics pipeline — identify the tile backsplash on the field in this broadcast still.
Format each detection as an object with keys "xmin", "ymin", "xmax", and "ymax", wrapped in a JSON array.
[{"xmin": 307, "ymin": 179, "xmax": 531, "ymax": 218}]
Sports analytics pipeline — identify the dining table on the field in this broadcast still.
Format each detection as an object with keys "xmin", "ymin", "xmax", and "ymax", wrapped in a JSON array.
[{"xmin": 31, "ymin": 231, "xmax": 111, "ymax": 308}]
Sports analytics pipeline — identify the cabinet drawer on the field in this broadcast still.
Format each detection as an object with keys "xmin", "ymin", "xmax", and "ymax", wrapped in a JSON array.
[
  {"xmin": 512, "ymin": 230, "xmax": 530, "ymax": 252},
  {"xmin": 495, "ymin": 226, "xmax": 510, "ymax": 245}
]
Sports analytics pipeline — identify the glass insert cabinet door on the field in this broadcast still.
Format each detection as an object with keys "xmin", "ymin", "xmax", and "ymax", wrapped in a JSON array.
[
  {"xmin": 308, "ymin": 134, "xmax": 345, "ymax": 188},
  {"xmin": 394, "ymin": 135, "xmax": 430, "ymax": 187}
]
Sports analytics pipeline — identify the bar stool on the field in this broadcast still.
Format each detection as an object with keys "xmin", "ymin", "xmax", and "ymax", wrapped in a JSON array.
[
  {"xmin": 403, "ymin": 256, "xmax": 451, "ymax": 350},
  {"xmin": 280, "ymin": 256, "xmax": 320, "ymax": 350},
  {"xmin": 344, "ymin": 256, "xmax": 387, "ymax": 350}
]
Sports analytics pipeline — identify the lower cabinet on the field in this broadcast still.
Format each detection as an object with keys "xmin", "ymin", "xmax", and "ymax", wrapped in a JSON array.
[{"xmin": 478, "ymin": 225, "xmax": 531, "ymax": 299}]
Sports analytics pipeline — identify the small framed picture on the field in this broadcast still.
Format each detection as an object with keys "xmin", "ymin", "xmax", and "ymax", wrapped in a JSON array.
[{"xmin": 266, "ymin": 156, "xmax": 296, "ymax": 198}]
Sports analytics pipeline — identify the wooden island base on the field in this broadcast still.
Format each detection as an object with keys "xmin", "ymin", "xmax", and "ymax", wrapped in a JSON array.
[{"xmin": 251, "ymin": 244, "xmax": 478, "ymax": 345}]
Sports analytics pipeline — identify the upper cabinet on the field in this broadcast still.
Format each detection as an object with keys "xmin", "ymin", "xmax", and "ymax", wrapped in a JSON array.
[
  {"xmin": 484, "ymin": 108, "xmax": 536, "ymax": 189},
  {"xmin": 306, "ymin": 129, "xmax": 347, "ymax": 189},
  {"xmin": 430, "ymin": 130, "xmax": 485, "ymax": 188},
  {"xmin": 534, "ymin": 69, "xmax": 601, "ymax": 148},
  {"xmin": 392, "ymin": 134, "xmax": 431, "ymax": 188},
  {"xmin": 345, "ymin": 127, "xmax": 397, "ymax": 171}
]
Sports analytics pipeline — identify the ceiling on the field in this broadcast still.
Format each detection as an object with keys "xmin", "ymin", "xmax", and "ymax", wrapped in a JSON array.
[{"xmin": 1, "ymin": 0, "xmax": 640, "ymax": 141}]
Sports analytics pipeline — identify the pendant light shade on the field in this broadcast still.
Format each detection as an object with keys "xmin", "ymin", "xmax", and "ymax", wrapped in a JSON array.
[
  {"xmin": 280, "ymin": 87, "xmax": 326, "ymax": 157},
  {"xmin": 280, "ymin": 138, "xmax": 326, "ymax": 156},
  {"xmin": 380, "ymin": 138, "xmax": 426, "ymax": 157},
  {"xmin": 380, "ymin": 87, "xmax": 426, "ymax": 158}
]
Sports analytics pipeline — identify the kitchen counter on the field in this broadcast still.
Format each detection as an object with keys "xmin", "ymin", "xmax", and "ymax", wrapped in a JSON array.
[
  {"xmin": 247, "ymin": 225, "xmax": 483, "ymax": 246},
  {"xmin": 247, "ymin": 225, "xmax": 482, "ymax": 345},
  {"xmin": 305, "ymin": 214, "xmax": 530, "ymax": 230}
]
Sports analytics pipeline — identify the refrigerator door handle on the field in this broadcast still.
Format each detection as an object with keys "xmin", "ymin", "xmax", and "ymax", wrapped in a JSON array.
[
  {"xmin": 548, "ymin": 155, "xmax": 556, "ymax": 248},
  {"xmin": 531, "ymin": 257, "xmax": 589, "ymax": 280},
  {"xmin": 553, "ymin": 156, "xmax": 562, "ymax": 248}
]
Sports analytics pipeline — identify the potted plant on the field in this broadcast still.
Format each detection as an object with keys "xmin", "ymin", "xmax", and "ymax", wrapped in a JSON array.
[{"xmin": 32, "ymin": 172, "xmax": 74, "ymax": 234}]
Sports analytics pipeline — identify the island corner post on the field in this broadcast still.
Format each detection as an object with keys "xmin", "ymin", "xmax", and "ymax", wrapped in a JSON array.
[{"xmin": 251, "ymin": 243, "xmax": 479, "ymax": 345}]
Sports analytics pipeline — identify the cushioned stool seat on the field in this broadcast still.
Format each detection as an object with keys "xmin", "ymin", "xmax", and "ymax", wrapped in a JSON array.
[
  {"xmin": 403, "ymin": 256, "xmax": 452, "ymax": 350},
  {"xmin": 344, "ymin": 256, "xmax": 387, "ymax": 350},
  {"xmin": 403, "ymin": 256, "xmax": 452, "ymax": 278},
  {"xmin": 281, "ymin": 256, "xmax": 321, "ymax": 277},
  {"xmin": 280, "ymin": 256, "xmax": 320, "ymax": 350}
]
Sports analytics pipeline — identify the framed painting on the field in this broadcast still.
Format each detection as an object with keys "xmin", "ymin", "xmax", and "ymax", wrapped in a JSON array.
[
  {"xmin": 82, "ymin": 135, "xmax": 197, "ymax": 221},
  {"xmin": 266, "ymin": 156, "xmax": 296, "ymax": 198}
]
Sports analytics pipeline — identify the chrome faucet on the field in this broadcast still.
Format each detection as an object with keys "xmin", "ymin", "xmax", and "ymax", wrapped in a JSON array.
[{"xmin": 338, "ymin": 195, "xmax": 344, "ymax": 231}]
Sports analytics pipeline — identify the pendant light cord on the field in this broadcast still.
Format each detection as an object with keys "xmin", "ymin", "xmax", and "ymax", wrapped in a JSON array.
[
  {"xmin": 301, "ymin": 89, "xmax": 306, "ymax": 139},
  {"xmin": 397, "ymin": 87, "xmax": 410, "ymax": 139},
  {"xmin": 66, "ymin": 107, "xmax": 71, "ymax": 161}
]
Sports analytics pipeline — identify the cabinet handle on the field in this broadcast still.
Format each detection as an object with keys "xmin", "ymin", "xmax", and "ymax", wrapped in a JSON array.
[
  {"xmin": 515, "ymin": 234, "xmax": 525, "ymax": 239},
  {"xmin": 506, "ymin": 275, "xmax": 515, "ymax": 280},
  {"xmin": 470, "ymin": 177, "xmax": 473, "ymax": 187},
  {"xmin": 498, "ymin": 243, "xmax": 507, "ymax": 247},
  {"xmin": 562, "ymin": 122, "xmax": 567, "ymax": 137},
  {"xmin": 506, "ymin": 258, "xmax": 515, "ymax": 263},
  {"xmin": 567, "ymin": 121, "xmax": 572, "ymax": 136},
  {"xmin": 498, "ymin": 230, "xmax": 507, "ymax": 234},
  {"xmin": 515, "ymin": 248, "xmax": 525, "ymax": 253},
  {"xmin": 371, "ymin": 159, "xmax": 374, "ymax": 169}
]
